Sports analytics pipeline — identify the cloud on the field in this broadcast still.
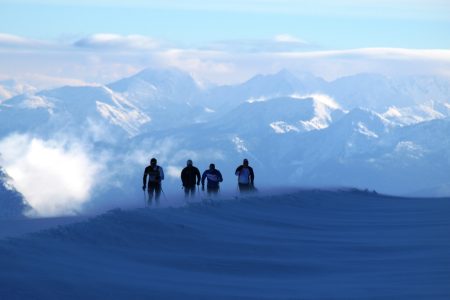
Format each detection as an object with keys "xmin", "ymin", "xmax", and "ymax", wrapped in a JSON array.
[
  {"xmin": 277, "ymin": 48, "xmax": 450, "ymax": 61},
  {"xmin": 206, "ymin": 34, "xmax": 310, "ymax": 53},
  {"xmin": 0, "ymin": 33, "xmax": 37, "ymax": 47},
  {"xmin": 0, "ymin": 33, "xmax": 53, "ymax": 49},
  {"xmin": 74, "ymin": 34, "xmax": 160, "ymax": 50},
  {"xmin": 274, "ymin": 34, "xmax": 307, "ymax": 44},
  {"xmin": 1, "ymin": 31, "xmax": 450, "ymax": 87},
  {"xmin": 0, "ymin": 134, "xmax": 104, "ymax": 217}
]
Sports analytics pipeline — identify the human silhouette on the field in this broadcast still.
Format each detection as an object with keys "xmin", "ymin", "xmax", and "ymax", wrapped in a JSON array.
[
  {"xmin": 235, "ymin": 158, "xmax": 255, "ymax": 193},
  {"xmin": 181, "ymin": 159, "xmax": 201, "ymax": 198},
  {"xmin": 201, "ymin": 163, "xmax": 223, "ymax": 196},
  {"xmin": 142, "ymin": 158, "xmax": 164, "ymax": 206}
]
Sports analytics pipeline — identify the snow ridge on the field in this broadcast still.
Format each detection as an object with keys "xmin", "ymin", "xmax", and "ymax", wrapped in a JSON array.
[{"xmin": 0, "ymin": 190, "xmax": 449, "ymax": 299}]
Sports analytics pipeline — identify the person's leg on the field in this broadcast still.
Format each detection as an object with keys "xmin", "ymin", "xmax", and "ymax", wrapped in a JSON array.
[
  {"xmin": 148, "ymin": 184, "xmax": 155, "ymax": 206},
  {"xmin": 208, "ymin": 186, "xmax": 219, "ymax": 196},
  {"xmin": 154, "ymin": 184, "xmax": 161, "ymax": 206},
  {"xmin": 189, "ymin": 186, "xmax": 196, "ymax": 198}
]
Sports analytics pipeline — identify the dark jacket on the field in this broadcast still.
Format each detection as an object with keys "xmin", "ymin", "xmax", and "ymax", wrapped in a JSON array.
[
  {"xmin": 235, "ymin": 165, "xmax": 254, "ymax": 185},
  {"xmin": 181, "ymin": 166, "xmax": 201, "ymax": 187},
  {"xmin": 201, "ymin": 169, "xmax": 223, "ymax": 188},
  {"xmin": 143, "ymin": 165, "xmax": 164, "ymax": 186}
]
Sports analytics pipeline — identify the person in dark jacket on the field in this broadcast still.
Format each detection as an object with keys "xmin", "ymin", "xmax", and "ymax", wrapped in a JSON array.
[
  {"xmin": 142, "ymin": 158, "xmax": 164, "ymax": 206},
  {"xmin": 201, "ymin": 163, "xmax": 223, "ymax": 196},
  {"xmin": 235, "ymin": 158, "xmax": 255, "ymax": 192},
  {"xmin": 181, "ymin": 159, "xmax": 201, "ymax": 198}
]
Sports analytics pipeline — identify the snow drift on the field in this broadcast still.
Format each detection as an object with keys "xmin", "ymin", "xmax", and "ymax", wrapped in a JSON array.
[{"xmin": 0, "ymin": 190, "xmax": 449, "ymax": 299}]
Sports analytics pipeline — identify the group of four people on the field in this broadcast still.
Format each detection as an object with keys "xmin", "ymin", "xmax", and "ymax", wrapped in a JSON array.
[{"xmin": 142, "ymin": 158, "xmax": 255, "ymax": 205}]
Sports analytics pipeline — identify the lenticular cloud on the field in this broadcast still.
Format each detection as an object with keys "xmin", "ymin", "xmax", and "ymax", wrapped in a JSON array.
[{"xmin": 0, "ymin": 134, "xmax": 101, "ymax": 217}]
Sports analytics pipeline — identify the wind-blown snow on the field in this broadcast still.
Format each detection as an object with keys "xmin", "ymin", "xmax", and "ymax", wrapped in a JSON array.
[
  {"xmin": 295, "ymin": 94, "xmax": 343, "ymax": 131},
  {"xmin": 394, "ymin": 141, "xmax": 426, "ymax": 159},
  {"xmin": 0, "ymin": 190, "xmax": 449, "ymax": 299},
  {"xmin": 357, "ymin": 122, "xmax": 379, "ymax": 138},
  {"xmin": 20, "ymin": 95, "xmax": 54, "ymax": 111},
  {"xmin": 270, "ymin": 121, "xmax": 300, "ymax": 133},
  {"xmin": 382, "ymin": 103, "xmax": 449, "ymax": 126},
  {"xmin": 232, "ymin": 136, "xmax": 248, "ymax": 153},
  {"xmin": 0, "ymin": 134, "xmax": 103, "ymax": 217}
]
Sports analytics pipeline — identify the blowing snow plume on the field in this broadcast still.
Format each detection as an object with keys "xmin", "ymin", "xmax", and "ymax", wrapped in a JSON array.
[{"xmin": 0, "ymin": 134, "xmax": 102, "ymax": 217}]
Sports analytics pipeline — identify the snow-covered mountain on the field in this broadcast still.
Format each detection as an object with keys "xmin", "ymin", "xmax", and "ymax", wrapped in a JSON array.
[
  {"xmin": 382, "ymin": 101, "xmax": 450, "ymax": 126},
  {"xmin": 107, "ymin": 68, "xmax": 201, "ymax": 108},
  {"xmin": 281, "ymin": 109, "xmax": 450, "ymax": 195},
  {"xmin": 0, "ymin": 80, "xmax": 36, "ymax": 102},
  {"xmin": 1, "ymin": 67, "xmax": 450, "ymax": 216},
  {"xmin": 0, "ymin": 85, "xmax": 149, "ymax": 139},
  {"xmin": 198, "ymin": 69, "xmax": 327, "ymax": 112},
  {"xmin": 0, "ymin": 168, "xmax": 27, "ymax": 218},
  {"xmin": 326, "ymin": 73, "xmax": 450, "ymax": 111}
]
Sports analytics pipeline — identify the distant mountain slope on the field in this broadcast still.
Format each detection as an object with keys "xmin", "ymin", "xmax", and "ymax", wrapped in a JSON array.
[
  {"xmin": 0, "ymin": 190, "xmax": 449, "ymax": 299},
  {"xmin": 1, "ymin": 68, "xmax": 450, "ymax": 201},
  {"xmin": 327, "ymin": 73, "xmax": 450, "ymax": 111},
  {"xmin": 0, "ymin": 80, "xmax": 36, "ymax": 102},
  {"xmin": 0, "ymin": 85, "xmax": 149, "ymax": 138},
  {"xmin": 107, "ymin": 68, "xmax": 201, "ymax": 108},
  {"xmin": 0, "ymin": 168, "xmax": 27, "ymax": 218}
]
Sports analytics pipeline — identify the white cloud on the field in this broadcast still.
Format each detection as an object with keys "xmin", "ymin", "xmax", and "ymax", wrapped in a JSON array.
[
  {"xmin": 276, "ymin": 48, "xmax": 450, "ymax": 61},
  {"xmin": 274, "ymin": 34, "xmax": 307, "ymax": 44},
  {"xmin": 0, "ymin": 134, "xmax": 103, "ymax": 217},
  {"xmin": 74, "ymin": 34, "xmax": 160, "ymax": 50},
  {"xmin": 167, "ymin": 165, "xmax": 182, "ymax": 179},
  {"xmin": 1, "ymin": 31, "xmax": 450, "ymax": 87},
  {"xmin": 206, "ymin": 35, "xmax": 310, "ymax": 53},
  {"xmin": 0, "ymin": 33, "xmax": 39, "ymax": 47}
]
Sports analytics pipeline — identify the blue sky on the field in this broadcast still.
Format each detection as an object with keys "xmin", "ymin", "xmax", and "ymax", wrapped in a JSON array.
[{"xmin": 0, "ymin": 0, "xmax": 449, "ymax": 87}]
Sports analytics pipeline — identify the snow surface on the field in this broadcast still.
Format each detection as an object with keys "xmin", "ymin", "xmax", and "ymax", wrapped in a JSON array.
[{"xmin": 0, "ymin": 190, "xmax": 449, "ymax": 299}]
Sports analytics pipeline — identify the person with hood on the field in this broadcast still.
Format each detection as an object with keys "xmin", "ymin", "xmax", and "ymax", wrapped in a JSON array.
[
  {"xmin": 181, "ymin": 159, "xmax": 201, "ymax": 198},
  {"xmin": 142, "ymin": 157, "xmax": 164, "ymax": 206},
  {"xmin": 201, "ymin": 163, "xmax": 223, "ymax": 196},
  {"xmin": 235, "ymin": 158, "xmax": 255, "ymax": 192}
]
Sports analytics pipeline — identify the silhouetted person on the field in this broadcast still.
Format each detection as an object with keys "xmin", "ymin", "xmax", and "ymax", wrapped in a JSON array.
[
  {"xmin": 235, "ymin": 158, "xmax": 254, "ymax": 192},
  {"xmin": 143, "ymin": 158, "xmax": 164, "ymax": 206},
  {"xmin": 201, "ymin": 163, "xmax": 223, "ymax": 196},
  {"xmin": 181, "ymin": 159, "xmax": 201, "ymax": 198}
]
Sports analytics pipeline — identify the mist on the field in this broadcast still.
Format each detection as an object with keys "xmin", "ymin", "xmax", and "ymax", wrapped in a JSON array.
[{"xmin": 0, "ymin": 134, "xmax": 103, "ymax": 217}]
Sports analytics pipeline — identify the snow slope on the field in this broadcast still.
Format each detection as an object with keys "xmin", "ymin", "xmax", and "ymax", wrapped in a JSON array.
[{"xmin": 0, "ymin": 190, "xmax": 449, "ymax": 299}]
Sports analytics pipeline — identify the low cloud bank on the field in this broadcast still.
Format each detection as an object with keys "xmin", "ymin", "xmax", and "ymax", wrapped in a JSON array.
[{"xmin": 0, "ymin": 134, "xmax": 103, "ymax": 217}]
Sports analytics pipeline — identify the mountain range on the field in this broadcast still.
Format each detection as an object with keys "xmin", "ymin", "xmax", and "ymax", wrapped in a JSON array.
[{"xmin": 1, "ymin": 68, "xmax": 450, "ymax": 215}]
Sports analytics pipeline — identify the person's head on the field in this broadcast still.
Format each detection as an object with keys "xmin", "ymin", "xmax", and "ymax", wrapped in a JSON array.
[
  {"xmin": 150, "ymin": 158, "xmax": 157, "ymax": 166},
  {"xmin": 187, "ymin": 159, "xmax": 193, "ymax": 166},
  {"xmin": 209, "ymin": 163, "xmax": 215, "ymax": 170},
  {"xmin": 243, "ymin": 159, "xmax": 249, "ymax": 166}
]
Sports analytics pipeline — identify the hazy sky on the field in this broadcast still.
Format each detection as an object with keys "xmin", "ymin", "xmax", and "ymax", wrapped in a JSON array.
[{"xmin": 1, "ymin": 0, "xmax": 449, "ymax": 87}]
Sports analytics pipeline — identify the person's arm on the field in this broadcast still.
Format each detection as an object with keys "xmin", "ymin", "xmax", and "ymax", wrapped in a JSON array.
[
  {"xmin": 235, "ymin": 165, "xmax": 242, "ymax": 176},
  {"xmin": 195, "ymin": 168, "xmax": 201, "ymax": 185},
  {"xmin": 143, "ymin": 167, "xmax": 148, "ymax": 189},
  {"xmin": 201, "ymin": 171, "xmax": 206, "ymax": 186},
  {"xmin": 218, "ymin": 171, "xmax": 223, "ymax": 182},
  {"xmin": 159, "ymin": 166, "xmax": 164, "ymax": 181},
  {"xmin": 181, "ymin": 168, "xmax": 186, "ymax": 186},
  {"xmin": 249, "ymin": 167, "xmax": 255, "ymax": 184}
]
